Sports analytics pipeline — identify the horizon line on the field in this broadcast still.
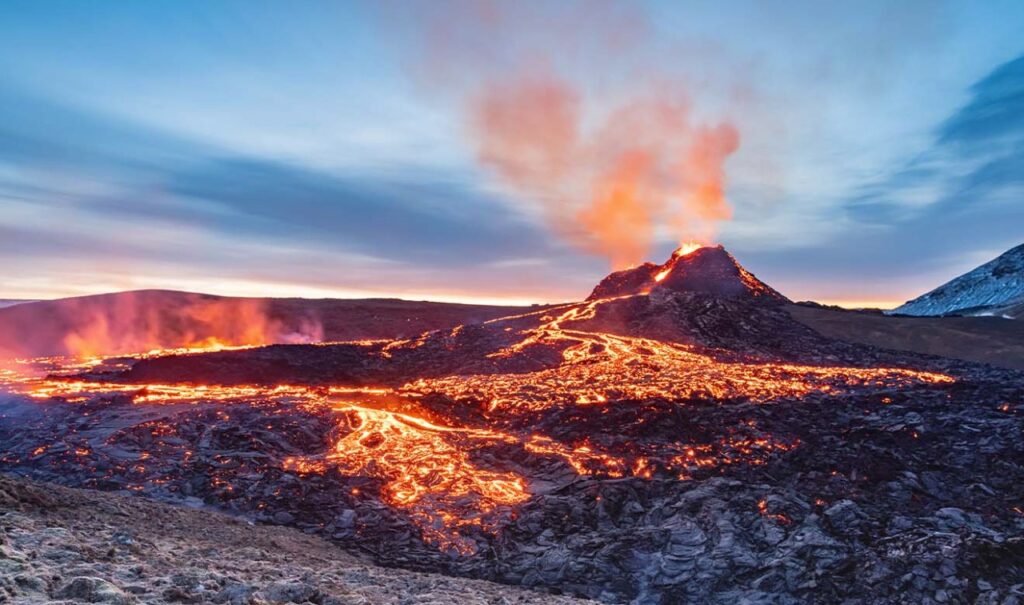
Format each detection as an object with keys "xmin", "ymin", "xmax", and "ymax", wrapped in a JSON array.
[{"xmin": 0, "ymin": 287, "xmax": 904, "ymax": 312}]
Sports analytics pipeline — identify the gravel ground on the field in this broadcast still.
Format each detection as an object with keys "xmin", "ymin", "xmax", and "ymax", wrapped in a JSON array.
[{"xmin": 0, "ymin": 474, "xmax": 592, "ymax": 604}]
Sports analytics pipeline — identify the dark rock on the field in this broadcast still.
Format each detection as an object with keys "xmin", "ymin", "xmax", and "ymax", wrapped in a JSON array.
[
  {"xmin": 824, "ymin": 500, "xmax": 863, "ymax": 536},
  {"xmin": 258, "ymin": 579, "xmax": 320, "ymax": 604}
]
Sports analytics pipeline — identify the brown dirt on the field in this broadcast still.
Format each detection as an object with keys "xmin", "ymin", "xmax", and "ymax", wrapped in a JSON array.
[{"xmin": 788, "ymin": 303, "xmax": 1024, "ymax": 370}]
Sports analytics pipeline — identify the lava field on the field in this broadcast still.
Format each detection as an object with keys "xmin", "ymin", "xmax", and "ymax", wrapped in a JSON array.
[{"xmin": 2, "ymin": 247, "xmax": 1023, "ymax": 603}]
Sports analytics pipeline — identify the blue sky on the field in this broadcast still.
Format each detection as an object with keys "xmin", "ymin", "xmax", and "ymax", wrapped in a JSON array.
[{"xmin": 1, "ymin": 0, "xmax": 1023, "ymax": 306}]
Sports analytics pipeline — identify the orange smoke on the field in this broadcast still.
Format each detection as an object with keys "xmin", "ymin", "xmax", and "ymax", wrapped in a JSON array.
[
  {"xmin": 577, "ymin": 149, "xmax": 657, "ymax": 270},
  {"xmin": 397, "ymin": 1, "xmax": 742, "ymax": 269},
  {"xmin": 474, "ymin": 73, "xmax": 579, "ymax": 193},
  {"xmin": 63, "ymin": 295, "xmax": 323, "ymax": 358},
  {"xmin": 474, "ymin": 85, "xmax": 740, "ymax": 269},
  {"xmin": 0, "ymin": 291, "xmax": 323, "ymax": 359}
]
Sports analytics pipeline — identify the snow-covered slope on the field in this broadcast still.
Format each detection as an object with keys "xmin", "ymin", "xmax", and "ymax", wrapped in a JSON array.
[{"xmin": 893, "ymin": 243, "xmax": 1024, "ymax": 318}]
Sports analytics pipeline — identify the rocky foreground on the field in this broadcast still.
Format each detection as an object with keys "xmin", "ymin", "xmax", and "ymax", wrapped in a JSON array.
[{"xmin": 0, "ymin": 474, "xmax": 590, "ymax": 604}]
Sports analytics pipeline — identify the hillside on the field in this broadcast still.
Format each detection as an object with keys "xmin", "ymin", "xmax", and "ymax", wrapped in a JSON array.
[
  {"xmin": 894, "ymin": 243, "xmax": 1024, "ymax": 318},
  {"xmin": 789, "ymin": 303, "xmax": 1024, "ymax": 370}
]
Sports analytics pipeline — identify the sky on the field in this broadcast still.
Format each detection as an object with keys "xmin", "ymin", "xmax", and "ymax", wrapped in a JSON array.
[{"xmin": 1, "ymin": 0, "xmax": 1023, "ymax": 308}]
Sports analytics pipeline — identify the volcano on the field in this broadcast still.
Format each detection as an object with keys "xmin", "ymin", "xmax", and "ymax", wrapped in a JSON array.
[
  {"xmin": 588, "ymin": 244, "xmax": 787, "ymax": 301},
  {"xmin": 114, "ymin": 246, "xmax": 849, "ymax": 386},
  {"xmin": 2, "ymin": 246, "xmax": 1023, "ymax": 604}
]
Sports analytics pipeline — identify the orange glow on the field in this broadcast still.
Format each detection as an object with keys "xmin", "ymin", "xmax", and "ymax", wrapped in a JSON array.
[
  {"xmin": 472, "ymin": 73, "xmax": 740, "ymax": 269},
  {"xmin": 578, "ymin": 150, "xmax": 657, "ymax": 269},
  {"xmin": 674, "ymin": 241, "xmax": 703, "ymax": 257},
  {"xmin": 420, "ymin": 298, "xmax": 953, "ymax": 413},
  {"xmin": 757, "ymin": 498, "xmax": 791, "ymax": 525},
  {"xmin": 62, "ymin": 298, "xmax": 287, "ymax": 358},
  {"xmin": 2, "ymin": 291, "xmax": 324, "ymax": 359},
  {"xmin": 290, "ymin": 404, "xmax": 529, "ymax": 552},
  {"xmin": 654, "ymin": 242, "xmax": 704, "ymax": 282}
]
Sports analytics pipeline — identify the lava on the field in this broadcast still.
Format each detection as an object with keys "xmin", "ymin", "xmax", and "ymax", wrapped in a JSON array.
[
  {"xmin": 656, "ymin": 242, "xmax": 703, "ymax": 282},
  {"xmin": 0, "ymin": 292, "xmax": 956, "ymax": 553},
  {"xmin": 674, "ymin": 241, "xmax": 703, "ymax": 257},
  {"xmin": 0, "ymin": 256, "xmax": 961, "ymax": 556},
  {"xmin": 288, "ymin": 403, "xmax": 528, "ymax": 552},
  {"xmin": 418, "ymin": 294, "xmax": 952, "ymax": 416}
]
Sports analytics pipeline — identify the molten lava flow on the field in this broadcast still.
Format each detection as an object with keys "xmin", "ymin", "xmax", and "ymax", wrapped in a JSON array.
[
  {"xmin": 0, "ymin": 297, "xmax": 957, "ymax": 554},
  {"xmin": 412, "ymin": 299, "xmax": 953, "ymax": 415},
  {"xmin": 654, "ymin": 242, "xmax": 702, "ymax": 282},
  {"xmin": 288, "ymin": 404, "xmax": 528, "ymax": 553},
  {"xmin": 4, "ymin": 353, "xmax": 531, "ymax": 553},
  {"xmin": 674, "ymin": 241, "xmax": 703, "ymax": 257}
]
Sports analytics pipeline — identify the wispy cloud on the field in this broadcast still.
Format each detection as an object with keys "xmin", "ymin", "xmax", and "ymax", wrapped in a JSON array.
[
  {"xmin": 745, "ymin": 53, "xmax": 1024, "ymax": 304},
  {"xmin": 0, "ymin": 82, "xmax": 604, "ymax": 301}
]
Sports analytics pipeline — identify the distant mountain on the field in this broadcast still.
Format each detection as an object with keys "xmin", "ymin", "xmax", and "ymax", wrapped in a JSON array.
[
  {"xmin": 893, "ymin": 243, "xmax": 1024, "ymax": 319},
  {"xmin": 0, "ymin": 299, "xmax": 34, "ymax": 309}
]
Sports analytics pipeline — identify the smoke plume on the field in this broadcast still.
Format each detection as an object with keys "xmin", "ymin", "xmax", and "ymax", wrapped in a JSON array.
[
  {"xmin": 392, "ymin": 0, "xmax": 741, "ymax": 268},
  {"xmin": 0, "ymin": 291, "xmax": 323, "ymax": 359}
]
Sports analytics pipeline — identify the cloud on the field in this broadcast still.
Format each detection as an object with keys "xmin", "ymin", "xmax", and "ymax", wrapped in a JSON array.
[
  {"xmin": 161, "ymin": 157, "xmax": 552, "ymax": 265},
  {"xmin": 938, "ymin": 55, "xmax": 1024, "ymax": 146},
  {"xmin": 0, "ymin": 82, "xmax": 558, "ymax": 274},
  {"xmin": 870, "ymin": 53, "xmax": 1024, "ymax": 204},
  {"xmin": 747, "ymin": 53, "xmax": 1024, "ymax": 290},
  {"xmin": 854, "ymin": 53, "xmax": 1024, "ymax": 234},
  {"xmin": 0, "ymin": 85, "xmax": 203, "ymax": 177}
]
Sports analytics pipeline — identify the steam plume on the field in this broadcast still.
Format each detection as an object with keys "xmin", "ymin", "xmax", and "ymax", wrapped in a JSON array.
[
  {"xmin": 0, "ymin": 291, "xmax": 323, "ymax": 359},
  {"xmin": 393, "ymin": 0, "xmax": 741, "ymax": 268}
]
